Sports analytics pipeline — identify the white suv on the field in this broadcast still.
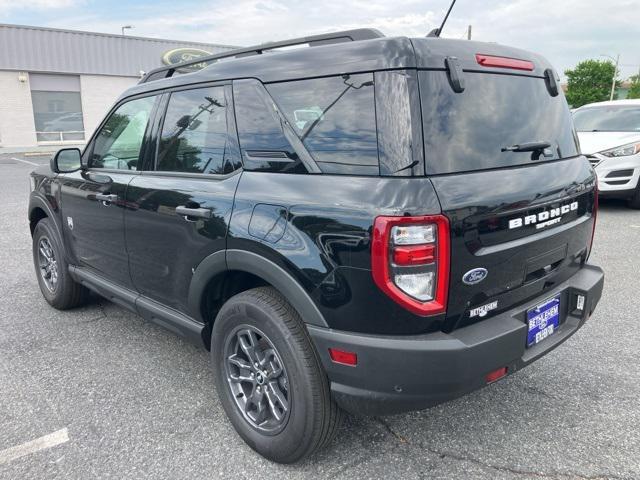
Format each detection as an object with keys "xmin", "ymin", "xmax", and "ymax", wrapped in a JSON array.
[{"xmin": 573, "ymin": 99, "xmax": 640, "ymax": 208}]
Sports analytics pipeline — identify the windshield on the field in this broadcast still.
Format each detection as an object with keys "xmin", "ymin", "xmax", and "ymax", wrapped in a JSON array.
[
  {"xmin": 573, "ymin": 105, "xmax": 640, "ymax": 132},
  {"xmin": 419, "ymin": 71, "xmax": 579, "ymax": 175}
]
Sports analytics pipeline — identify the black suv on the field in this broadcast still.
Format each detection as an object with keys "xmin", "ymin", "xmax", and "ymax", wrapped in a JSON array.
[{"xmin": 29, "ymin": 29, "xmax": 604, "ymax": 463}]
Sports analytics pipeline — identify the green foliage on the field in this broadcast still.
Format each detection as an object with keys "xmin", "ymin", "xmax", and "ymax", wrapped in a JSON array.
[
  {"xmin": 628, "ymin": 75, "xmax": 640, "ymax": 100},
  {"xmin": 565, "ymin": 60, "xmax": 620, "ymax": 108}
]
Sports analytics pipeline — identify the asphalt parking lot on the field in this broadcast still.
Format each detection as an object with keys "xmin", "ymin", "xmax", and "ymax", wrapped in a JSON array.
[{"xmin": 0, "ymin": 151, "xmax": 638, "ymax": 480}]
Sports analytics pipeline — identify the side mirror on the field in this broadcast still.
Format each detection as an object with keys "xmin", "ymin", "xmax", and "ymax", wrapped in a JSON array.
[{"xmin": 51, "ymin": 148, "xmax": 83, "ymax": 173}]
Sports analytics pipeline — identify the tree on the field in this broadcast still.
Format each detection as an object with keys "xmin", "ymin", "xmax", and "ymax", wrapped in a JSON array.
[
  {"xmin": 628, "ymin": 74, "xmax": 640, "ymax": 100},
  {"xmin": 564, "ymin": 60, "xmax": 620, "ymax": 108}
]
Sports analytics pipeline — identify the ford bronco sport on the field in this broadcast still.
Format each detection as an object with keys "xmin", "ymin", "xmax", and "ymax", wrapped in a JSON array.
[{"xmin": 28, "ymin": 29, "xmax": 604, "ymax": 463}]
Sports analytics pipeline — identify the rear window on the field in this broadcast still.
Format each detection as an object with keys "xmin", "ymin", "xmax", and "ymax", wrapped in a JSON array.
[
  {"xmin": 419, "ymin": 71, "xmax": 579, "ymax": 175},
  {"xmin": 573, "ymin": 105, "xmax": 640, "ymax": 132}
]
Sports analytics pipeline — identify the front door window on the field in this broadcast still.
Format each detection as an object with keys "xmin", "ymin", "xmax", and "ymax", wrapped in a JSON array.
[{"xmin": 90, "ymin": 96, "xmax": 156, "ymax": 171}]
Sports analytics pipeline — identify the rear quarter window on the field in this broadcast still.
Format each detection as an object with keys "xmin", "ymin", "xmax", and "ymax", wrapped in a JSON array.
[
  {"xmin": 266, "ymin": 73, "xmax": 379, "ymax": 175},
  {"xmin": 419, "ymin": 71, "xmax": 579, "ymax": 175},
  {"xmin": 233, "ymin": 79, "xmax": 307, "ymax": 174}
]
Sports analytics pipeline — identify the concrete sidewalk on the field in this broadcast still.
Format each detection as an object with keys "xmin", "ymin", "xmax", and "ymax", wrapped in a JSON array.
[{"xmin": 0, "ymin": 144, "xmax": 84, "ymax": 156}]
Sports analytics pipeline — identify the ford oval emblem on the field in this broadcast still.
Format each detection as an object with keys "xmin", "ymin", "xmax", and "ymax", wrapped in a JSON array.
[
  {"xmin": 463, "ymin": 268, "xmax": 488, "ymax": 285},
  {"xmin": 161, "ymin": 48, "xmax": 212, "ymax": 73}
]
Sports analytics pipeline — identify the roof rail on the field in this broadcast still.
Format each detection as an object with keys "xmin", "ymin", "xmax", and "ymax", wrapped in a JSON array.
[{"xmin": 139, "ymin": 28, "xmax": 385, "ymax": 83}]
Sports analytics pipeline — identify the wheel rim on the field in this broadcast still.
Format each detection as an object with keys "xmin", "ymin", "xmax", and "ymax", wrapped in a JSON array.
[
  {"xmin": 37, "ymin": 237, "xmax": 58, "ymax": 293},
  {"xmin": 223, "ymin": 325, "xmax": 291, "ymax": 434}
]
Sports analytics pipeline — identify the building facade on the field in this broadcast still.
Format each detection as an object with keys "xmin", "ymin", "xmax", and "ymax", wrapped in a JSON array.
[{"xmin": 0, "ymin": 24, "xmax": 235, "ymax": 148}]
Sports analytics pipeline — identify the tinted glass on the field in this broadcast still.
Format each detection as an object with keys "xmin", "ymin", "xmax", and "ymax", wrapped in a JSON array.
[
  {"xmin": 31, "ymin": 91, "xmax": 85, "ymax": 142},
  {"xmin": 267, "ymin": 74, "xmax": 378, "ymax": 175},
  {"xmin": 90, "ymin": 96, "xmax": 156, "ymax": 170},
  {"xmin": 233, "ymin": 79, "xmax": 305, "ymax": 173},
  {"xmin": 573, "ymin": 105, "xmax": 640, "ymax": 132},
  {"xmin": 375, "ymin": 71, "xmax": 423, "ymax": 176},
  {"xmin": 419, "ymin": 71, "xmax": 579, "ymax": 174},
  {"xmin": 157, "ymin": 87, "xmax": 235, "ymax": 174}
]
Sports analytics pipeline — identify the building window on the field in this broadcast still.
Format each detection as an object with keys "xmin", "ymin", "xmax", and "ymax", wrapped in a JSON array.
[{"xmin": 30, "ymin": 74, "xmax": 85, "ymax": 142}]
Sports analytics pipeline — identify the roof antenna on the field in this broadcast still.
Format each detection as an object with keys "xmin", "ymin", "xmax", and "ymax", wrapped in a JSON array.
[{"xmin": 427, "ymin": 0, "xmax": 458, "ymax": 37}]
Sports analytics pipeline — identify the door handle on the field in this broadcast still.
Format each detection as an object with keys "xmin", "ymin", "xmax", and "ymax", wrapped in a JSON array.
[
  {"xmin": 95, "ymin": 193, "xmax": 118, "ymax": 204},
  {"xmin": 175, "ymin": 205, "xmax": 212, "ymax": 220}
]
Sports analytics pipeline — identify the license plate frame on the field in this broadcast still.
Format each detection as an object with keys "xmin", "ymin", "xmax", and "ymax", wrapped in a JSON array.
[{"xmin": 526, "ymin": 295, "xmax": 561, "ymax": 347}]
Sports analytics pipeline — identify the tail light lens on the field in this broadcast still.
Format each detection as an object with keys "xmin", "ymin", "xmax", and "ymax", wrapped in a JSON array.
[
  {"xmin": 371, "ymin": 215, "xmax": 450, "ymax": 316},
  {"xmin": 588, "ymin": 183, "xmax": 598, "ymax": 259}
]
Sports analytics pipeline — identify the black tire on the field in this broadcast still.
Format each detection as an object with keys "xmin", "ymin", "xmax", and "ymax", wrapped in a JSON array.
[
  {"xmin": 211, "ymin": 286, "xmax": 343, "ymax": 463},
  {"xmin": 32, "ymin": 218, "xmax": 88, "ymax": 309},
  {"xmin": 627, "ymin": 185, "xmax": 640, "ymax": 209}
]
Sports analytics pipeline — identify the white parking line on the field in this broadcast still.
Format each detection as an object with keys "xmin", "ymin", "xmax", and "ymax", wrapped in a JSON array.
[
  {"xmin": 0, "ymin": 428, "xmax": 69, "ymax": 466},
  {"xmin": 10, "ymin": 157, "xmax": 39, "ymax": 167}
]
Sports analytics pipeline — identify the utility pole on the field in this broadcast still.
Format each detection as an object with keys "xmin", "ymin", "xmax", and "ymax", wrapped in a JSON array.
[
  {"xmin": 601, "ymin": 54, "xmax": 620, "ymax": 101},
  {"xmin": 467, "ymin": 25, "xmax": 472, "ymax": 40},
  {"xmin": 609, "ymin": 54, "xmax": 619, "ymax": 101}
]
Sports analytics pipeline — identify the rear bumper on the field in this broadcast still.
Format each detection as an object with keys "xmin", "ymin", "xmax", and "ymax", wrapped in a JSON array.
[{"xmin": 308, "ymin": 264, "xmax": 604, "ymax": 416}]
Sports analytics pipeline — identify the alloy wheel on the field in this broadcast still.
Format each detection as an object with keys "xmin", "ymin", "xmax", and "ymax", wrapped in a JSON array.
[
  {"xmin": 224, "ymin": 325, "xmax": 291, "ymax": 434},
  {"xmin": 38, "ymin": 237, "xmax": 58, "ymax": 293}
]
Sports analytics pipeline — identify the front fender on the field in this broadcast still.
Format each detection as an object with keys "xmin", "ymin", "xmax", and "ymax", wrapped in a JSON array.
[{"xmin": 28, "ymin": 193, "xmax": 63, "ymax": 240}]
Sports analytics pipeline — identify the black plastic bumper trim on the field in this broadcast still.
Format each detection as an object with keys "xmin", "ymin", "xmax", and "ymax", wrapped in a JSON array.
[{"xmin": 307, "ymin": 264, "xmax": 604, "ymax": 416}]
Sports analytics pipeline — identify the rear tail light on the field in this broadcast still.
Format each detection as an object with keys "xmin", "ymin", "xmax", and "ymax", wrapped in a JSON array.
[
  {"xmin": 393, "ymin": 245, "xmax": 435, "ymax": 266},
  {"xmin": 588, "ymin": 183, "xmax": 598, "ymax": 259},
  {"xmin": 371, "ymin": 215, "xmax": 450, "ymax": 316},
  {"xmin": 475, "ymin": 54, "xmax": 534, "ymax": 71}
]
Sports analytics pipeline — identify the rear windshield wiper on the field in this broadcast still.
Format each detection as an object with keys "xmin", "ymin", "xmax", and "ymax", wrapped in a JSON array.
[
  {"xmin": 501, "ymin": 141, "xmax": 551, "ymax": 153},
  {"xmin": 501, "ymin": 141, "xmax": 553, "ymax": 160}
]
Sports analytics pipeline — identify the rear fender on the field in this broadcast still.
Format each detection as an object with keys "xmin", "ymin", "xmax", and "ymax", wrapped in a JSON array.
[{"xmin": 187, "ymin": 249, "xmax": 328, "ymax": 328}]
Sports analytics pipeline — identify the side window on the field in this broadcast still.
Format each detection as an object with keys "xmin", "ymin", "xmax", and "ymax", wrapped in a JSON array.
[
  {"xmin": 374, "ymin": 70, "xmax": 423, "ymax": 176},
  {"xmin": 156, "ymin": 86, "xmax": 237, "ymax": 175},
  {"xmin": 90, "ymin": 96, "xmax": 156, "ymax": 170},
  {"xmin": 266, "ymin": 73, "xmax": 378, "ymax": 175},
  {"xmin": 233, "ymin": 79, "xmax": 306, "ymax": 174}
]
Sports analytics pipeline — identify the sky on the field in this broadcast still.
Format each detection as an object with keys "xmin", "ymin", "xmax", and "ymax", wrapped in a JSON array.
[{"xmin": 0, "ymin": 0, "xmax": 638, "ymax": 81}]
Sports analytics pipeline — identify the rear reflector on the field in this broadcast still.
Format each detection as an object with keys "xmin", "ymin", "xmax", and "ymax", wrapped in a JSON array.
[
  {"xmin": 329, "ymin": 348, "xmax": 357, "ymax": 366},
  {"xmin": 475, "ymin": 54, "xmax": 534, "ymax": 71},
  {"xmin": 485, "ymin": 367, "xmax": 508, "ymax": 383}
]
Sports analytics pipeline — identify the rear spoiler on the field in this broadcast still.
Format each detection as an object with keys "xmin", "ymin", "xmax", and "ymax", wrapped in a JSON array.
[{"xmin": 411, "ymin": 38, "xmax": 559, "ymax": 83}]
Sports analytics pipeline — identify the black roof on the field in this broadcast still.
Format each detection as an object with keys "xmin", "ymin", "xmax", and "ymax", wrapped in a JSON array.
[{"xmin": 121, "ymin": 29, "xmax": 555, "ymax": 100}]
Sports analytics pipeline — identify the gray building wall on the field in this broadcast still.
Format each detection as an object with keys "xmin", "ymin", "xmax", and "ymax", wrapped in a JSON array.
[
  {"xmin": 0, "ymin": 24, "xmax": 236, "ymax": 148},
  {"xmin": 0, "ymin": 71, "xmax": 37, "ymax": 147},
  {"xmin": 0, "ymin": 24, "xmax": 235, "ymax": 77}
]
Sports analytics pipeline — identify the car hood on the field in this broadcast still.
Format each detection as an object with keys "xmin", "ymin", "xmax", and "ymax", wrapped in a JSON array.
[{"xmin": 577, "ymin": 131, "xmax": 640, "ymax": 155}]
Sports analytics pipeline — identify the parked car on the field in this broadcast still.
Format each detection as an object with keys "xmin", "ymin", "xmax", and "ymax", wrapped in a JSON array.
[
  {"xmin": 28, "ymin": 28, "xmax": 604, "ymax": 463},
  {"xmin": 572, "ymin": 99, "xmax": 640, "ymax": 208}
]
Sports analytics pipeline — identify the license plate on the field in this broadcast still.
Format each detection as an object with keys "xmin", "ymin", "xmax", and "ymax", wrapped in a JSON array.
[{"xmin": 526, "ymin": 296, "xmax": 560, "ymax": 347}]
